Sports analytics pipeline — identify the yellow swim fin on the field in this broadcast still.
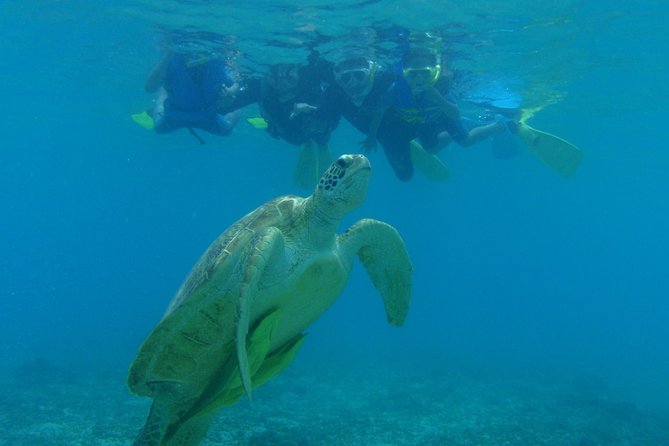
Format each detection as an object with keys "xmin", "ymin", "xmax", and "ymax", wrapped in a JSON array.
[
  {"xmin": 131, "ymin": 111, "xmax": 154, "ymax": 130},
  {"xmin": 293, "ymin": 144, "xmax": 319, "ymax": 189},
  {"xmin": 516, "ymin": 111, "xmax": 583, "ymax": 177},
  {"xmin": 510, "ymin": 108, "xmax": 583, "ymax": 177},
  {"xmin": 317, "ymin": 145, "xmax": 332, "ymax": 177},
  {"xmin": 410, "ymin": 141, "xmax": 450, "ymax": 182},
  {"xmin": 246, "ymin": 116, "xmax": 268, "ymax": 129}
]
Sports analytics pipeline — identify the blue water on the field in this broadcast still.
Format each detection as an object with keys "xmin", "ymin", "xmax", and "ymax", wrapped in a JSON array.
[{"xmin": 1, "ymin": 1, "xmax": 668, "ymax": 444}]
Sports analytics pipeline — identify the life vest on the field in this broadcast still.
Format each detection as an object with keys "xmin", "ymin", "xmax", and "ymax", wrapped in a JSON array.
[{"xmin": 161, "ymin": 55, "xmax": 235, "ymax": 134}]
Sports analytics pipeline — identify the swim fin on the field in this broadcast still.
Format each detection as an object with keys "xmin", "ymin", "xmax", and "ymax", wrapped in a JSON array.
[
  {"xmin": 131, "ymin": 111, "xmax": 154, "ymax": 130},
  {"xmin": 410, "ymin": 141, "xmax": 450, "ymax": 182},
  {"xmin": 515, "ymin": 116, "xmax": 583, "ymax": 177},
  {"xmin": 293, "ymin": 144, "xmax": 319, "ymax": 189},
  {"xmin": 246, "ymin": 116, "xmax": 268, "ymax": 129}
]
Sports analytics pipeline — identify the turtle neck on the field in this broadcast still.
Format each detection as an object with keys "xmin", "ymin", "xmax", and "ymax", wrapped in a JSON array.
[{"xmin": 301, "ymin": 194, "xmax": 343, "ymax": 247}]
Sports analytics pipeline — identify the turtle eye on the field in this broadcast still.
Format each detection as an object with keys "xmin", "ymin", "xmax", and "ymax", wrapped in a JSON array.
[{"xmin": 336, "ymin": 158, "xmax": 348, "ymax": 168}]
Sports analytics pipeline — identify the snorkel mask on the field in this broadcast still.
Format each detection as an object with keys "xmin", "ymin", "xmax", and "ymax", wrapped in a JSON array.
[
  {"xmin": 402, "ymin": 34, "xmax": 443, "ymax": 89},
  {"xmin": 402, "ymin": 64, "xmax": 441, "ymax": 87}
]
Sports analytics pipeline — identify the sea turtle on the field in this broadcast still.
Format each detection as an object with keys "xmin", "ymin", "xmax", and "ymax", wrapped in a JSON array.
[{"xmin": 128, "ymin": 153, "xmax": 412, "ymax": 446}]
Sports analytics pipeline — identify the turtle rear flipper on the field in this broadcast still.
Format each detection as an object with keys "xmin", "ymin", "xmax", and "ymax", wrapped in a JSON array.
[
  {"xmin": 162, "ymin": 412, "xmax": 215, "ymax": 446},
  {"xmin": 133, "ymin": 388, "xmax": 190, "ymax": 446},
  {"xmin": 141, "ymin": 312, "xmax": 281, "ymax": 446},
  {"xmin": 133, "ymin": 400, "xmax": 166, "ymax": 446},
  {"xmin": 252, "ymin": 333, "xmax": 306, "ymax": 388}
]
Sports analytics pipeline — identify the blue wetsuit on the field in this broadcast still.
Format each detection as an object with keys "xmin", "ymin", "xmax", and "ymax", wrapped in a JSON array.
[{"xmin": 391, "ymin": 76, "xmax": 468, "ymax": 152}]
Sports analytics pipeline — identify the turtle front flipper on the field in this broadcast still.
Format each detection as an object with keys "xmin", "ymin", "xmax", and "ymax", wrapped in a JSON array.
[
  {"xmin": 339, "ymin": 219, "xmax": 413, "ymax": 326},
  {"xmin": 235, "ymin": 227, "xmax": 286, "ymax": 399}
]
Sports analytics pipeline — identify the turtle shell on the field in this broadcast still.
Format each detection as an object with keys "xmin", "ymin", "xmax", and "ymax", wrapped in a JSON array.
[{"xmin": 127, "ymin": 195, "xmax": 301, "ymax": 398}]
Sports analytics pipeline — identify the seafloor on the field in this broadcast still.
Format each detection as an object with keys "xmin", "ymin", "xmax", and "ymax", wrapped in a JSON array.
[{"xmin": 2, "ymin": 357, "xmax": 668, "ymax": 446}]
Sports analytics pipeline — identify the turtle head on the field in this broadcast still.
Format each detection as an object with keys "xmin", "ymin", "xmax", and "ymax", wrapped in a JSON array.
[{"xmin": 313, "ymin": 154, "xmax": 371, "ymax": 215}]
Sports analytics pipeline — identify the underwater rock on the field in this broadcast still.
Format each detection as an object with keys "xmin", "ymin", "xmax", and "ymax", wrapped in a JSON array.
[
  {"xmin": 12, "ymin": 357, "xmax": 76, "ymax": 386},
  {"xmin": 29, "ymin": 421, "xmax": 67, "ymax": 442},
  {"xmin": 569, "ymin": 373, "xmax": 610, "ymax": 400},
  {"xmin": 248, "ymin": 428, "xmax": 309, "ymax": 446}
]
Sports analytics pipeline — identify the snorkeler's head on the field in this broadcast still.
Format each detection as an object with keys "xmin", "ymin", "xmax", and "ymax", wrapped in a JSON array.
[
  {"xmin": 402, "ymin": 46, "xmax": 442, "ymax": 89},
  {"xmin": 333, "ymin": 57, "xmax": 377, "ymax": 102},
  {"xmin": 267, "ymin": 63, "xmax": 300, "ymax": 100}
]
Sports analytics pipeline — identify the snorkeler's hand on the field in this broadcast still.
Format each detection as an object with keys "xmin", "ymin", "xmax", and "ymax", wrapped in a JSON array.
[
  {"xmin": 359, "ymin": 136, "xmax": 377, "ymax": 153},
  {"xmin": 289, "ymin": 103, "xmax": 318, "ymax": 120},
  {"xmin": 217, "ymin": 83, "xmax": 240, "ymax": 109}
]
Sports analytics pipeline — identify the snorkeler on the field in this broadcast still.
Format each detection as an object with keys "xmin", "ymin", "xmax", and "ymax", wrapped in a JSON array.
[
  {"xmin": 259, "ymin": 53, "xmax": 341, "ymax": 188},
  {"xmin": 143, "ymin": 52, "xmax": 252, "ymax": 138},
  {"xmin": 394, "ymin": 46, "xmax": 507, "ymax": 154},
  {"xmin": 330, "ymin": 54, "xmax": 422, "ymax": 181}
]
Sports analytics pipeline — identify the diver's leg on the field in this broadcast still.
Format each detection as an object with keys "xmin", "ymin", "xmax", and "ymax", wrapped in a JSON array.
[
  {"xmin": 213, "ymin": 108, "xmax": 242, "ymax": 136},
  {"xmin": 418, "ymin": 122, "xmax": 452, "ymax": 154},
  {"xmin": 381, "ymin": 139, "xmax": 414, "ymax": 182},
  {"xmin": 460, "ymin": 121, "xmax": 506, "ymax": 147},
  {"xmin": 152, "ymin": 87, "xmax": 168, "ymax": 132}
]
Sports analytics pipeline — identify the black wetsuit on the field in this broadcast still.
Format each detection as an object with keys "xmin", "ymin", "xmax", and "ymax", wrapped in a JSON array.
[
  {"xmin": 333, "ymin": 70, "xmax": 418, "ymax": 181},
  {"xmin": 259, "ymin": 58, "xmax": 341, "ymax": 147}
]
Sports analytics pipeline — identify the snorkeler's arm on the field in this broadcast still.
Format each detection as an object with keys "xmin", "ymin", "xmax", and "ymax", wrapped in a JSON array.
[
  {"xmin": 423, "ymin": 86, "xmax": 461, "ymax": 121},
  {"xmin": 289, "ymin": 103, "xmax": 318, "ymax": 120},
  {"xmin": 145, "ymin": 56, "xmax": 170, "ymax": 93},
  {"xmin": 217, "ymin": 82, "xmax": 241, "ymax": 110}
]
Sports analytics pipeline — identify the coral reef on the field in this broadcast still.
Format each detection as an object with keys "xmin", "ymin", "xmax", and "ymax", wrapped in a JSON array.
[{"xmin": 0, "ymin": 360, "xmax": 667, "ymax": 445}]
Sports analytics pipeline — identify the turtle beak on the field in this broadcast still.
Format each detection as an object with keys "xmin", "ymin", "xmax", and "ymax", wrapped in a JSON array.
[
  {"xmin": 339, "ymin": 155, "xmax": 371, "ymax": 185},
  {"xmin": 348, "ymin": 154, "xmax": 371, "ymax": 172}
]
